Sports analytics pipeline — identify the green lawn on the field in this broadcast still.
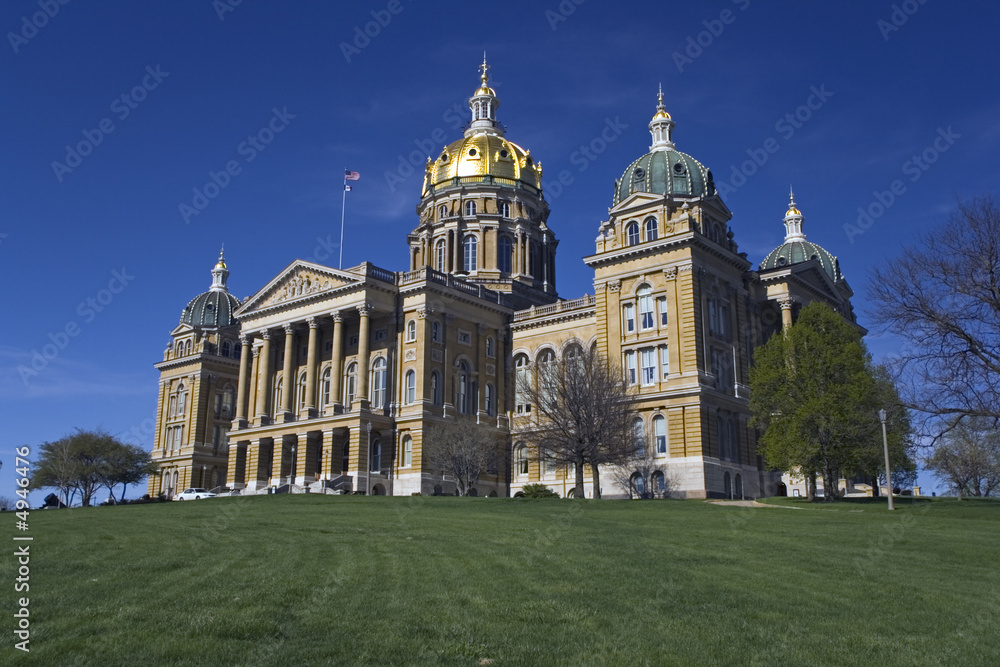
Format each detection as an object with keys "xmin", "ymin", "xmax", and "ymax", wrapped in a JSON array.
[{"xmin": 5, "ymin": 495, "xmax": 997, "ymax": 666}]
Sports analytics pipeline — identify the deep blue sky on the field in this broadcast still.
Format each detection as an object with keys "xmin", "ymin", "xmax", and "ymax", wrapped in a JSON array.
[{"xmin": 3, "ymin": 0, "xmax": 998, "ymax": 501}]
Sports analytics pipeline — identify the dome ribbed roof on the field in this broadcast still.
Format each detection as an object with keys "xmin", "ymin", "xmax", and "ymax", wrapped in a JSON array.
[
  {"xmin": 423, "ymin": 134, "xmax": 542, "ymax": 195},
  {"xmin": 613, "ymin": 149, "xmax": 714, "ymax": 206},
  {"xmin": 760, "ymin": 241, "xmax": 841, "ymax": 281},
  {"xmin": 181, "ymin": 289, "xmax": 241, "ymax": 328}
]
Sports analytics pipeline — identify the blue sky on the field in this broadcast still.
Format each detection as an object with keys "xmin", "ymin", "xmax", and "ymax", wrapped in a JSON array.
[{"xmin": 3, "ymin": 0, "xmax": 997, "ymax": 501}]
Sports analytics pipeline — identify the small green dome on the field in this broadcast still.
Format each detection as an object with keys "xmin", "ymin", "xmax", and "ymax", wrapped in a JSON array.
[
  {"xmin": 760, "ymin": 240, "xmax": 841, "ymax": 282},
  {"xmin": 613, "ymin": 149, "xmax": 715, "ymax": 206},
  {"xmin": 181, "ymin": 289, "xmax": 241, "ymax": 328}
]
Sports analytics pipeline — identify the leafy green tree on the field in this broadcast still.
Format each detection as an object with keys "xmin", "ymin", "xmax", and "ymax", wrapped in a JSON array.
[
  {"xmin": 749, "ymin": 302, "xmax": 913, "ymax": 501},
  {"xmin": 926, "ymin": 418, "xmax": 1000, "ymax": 498}
]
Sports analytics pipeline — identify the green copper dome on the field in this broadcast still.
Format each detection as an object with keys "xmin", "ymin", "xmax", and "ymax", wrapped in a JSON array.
[
  {"xmin": 760, "ymin": 240, "xmax": 841, "ymax": 282},
  {"xmin": 613, "ymin": 149, "xmax": 715, "ymax": 206},
  {"xmin": 180, "ymin": 249, "xmax": 241, "ymax": 328}
]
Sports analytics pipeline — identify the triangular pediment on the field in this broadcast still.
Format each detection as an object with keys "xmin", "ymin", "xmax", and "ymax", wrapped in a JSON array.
[
  {"xmin": 610, "ymin": 192, "xmax": 664, "ymax": 216},
  {"xmin": 169, "ymin": 322, "xmax": 196, "ymax": 337},
  {"xmin": 236, "ymin": 261, "xmax": 361, "ymax": 315}
]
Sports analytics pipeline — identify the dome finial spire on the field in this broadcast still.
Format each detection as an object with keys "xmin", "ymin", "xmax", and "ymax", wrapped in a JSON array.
[
  {"xmin": 467, "ymin": 56, "xmax": 502, "ymax": 137},
  {"xmin": 648, "ymin": 85, "xmax": 675, "ymax": 151},
  {"xmin": 783, "ymin": 189, "xmax": 806, "ymax": 242},
  {"xmin": 211, "ymin": 246, "xmax": 230, "ymax": 291}
]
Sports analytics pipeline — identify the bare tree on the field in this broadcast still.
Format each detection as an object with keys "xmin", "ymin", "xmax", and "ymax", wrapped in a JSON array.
[
  {"xmin": 925, "ymin": 418, "xmax": 1000, "ymax": 498},
  {"xmin": 29, "ymin": 437, "xmax": 81, "ymax": 506},
  {"xmin": 424, "ymin": 417, "xmax": 499, "ymax": 496},
  {"xmin": 869, "ymin": 196, "xmax": 1000, "ymax": 438},
  {"xmin": 606, "ymin": 435, "xmax": 670, "ymax": 499},
  {"xmin": 517, "ymin": 347, "xmax": 638, "ymax": 500}
]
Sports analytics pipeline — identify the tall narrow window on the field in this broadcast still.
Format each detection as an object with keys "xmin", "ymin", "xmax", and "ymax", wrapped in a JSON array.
[
  {"xmin": 486, "ymin": 336, "xmax": 495, "ymax": 358},
  {"xmin": 633, "ymin": 418, "xmax": 645, "ymax": 457},
  {"xmin": 214, "ymin": 393, "xmax": 223, "ymax": 418},
  {"xmin": 641, "ymin": 348, "xmax": 656, "ymax": 386},
  {"xmin": 370, "ymin": 439, "xmax": 381, "ymax": 472},
  {"xmin": 176, "ymin": 383, "xmax": 187, "ymax": 416},
  {"xmin": 623, "ymin": 303, "xmax": 635, "ymax": 333},
  {"xmin": 653, "ymin": 415, "xmax": 666, "ymax": 454},
  {"xmin": 297, "ymin": 372, "xmax": 307, "ymax": 413},
  {"xmin": 273, "ymin": 379, "xmax": 283, "ymax": 417},
  {"xmin": 638, "ymin": 286, "xmax": 654, "ymax": 330},
  {"xmin": 432, "ymin": 321, "xmax": 441, "ymax": 342},
  {"xmin": 660, "ymin": 345, "xmax": 670, "ymax": 380},
  {"xmin": 498, "ymin": 236, "xmax": 513, "ymax": 274},
  {"xmin": 465, "ymin": 200, "xmax": 477, "ymax": 216},
  {"xmin": 406, "ymin": 320, "xmax": 416, "ymax": 342},
  {"xmin": 485, "ymin": 383, "xmax": 495, "ymax": 417},
  {"xmin": 222, "ymin": 386, "xmax": 234, "ymax": 418},
  {"xmin": 402, "ymin": 435, "xmax": 412, "ymax": 467},
  {"xmin": 626, "ymin": 221, "xmax": 640, "ymax": 246},
  {"xmin": 515, "ymin": 354, "xmax": 531, "ymax": 414},
  {"xmin": 499, "ymin": 201, "xmax": 510, "ymax": 218},
  {"xmin": 344, "ymin": 363, "xmax": 357, "ymax": 406},
  {"xmin": 439, "ymin": 204, "xmax": 447, "ymax": 219},
  {"xmin": 658, "ymin": 297, "xmax": 668, "ymax": 327},
  {"xmin": 221, "ymin": 340, "xmax": 231, "ymax": 357},
  {"xmin": 463, "ymin": 235, "xmax": 478, "ymax": 272},
  {"xmin": 435, "ymin": 240, "xmax": 446, "ymax": 272},
  {"xmin": 645, "ymin": 217, "xmax": 658, "ymax": 241},
  {"xmin": 321, "ymin": 368, "xmax": 331, "ymax": 407},
  {"xmin": 625, "ymin": 351, "xmax": 637, "ymax": 386},
  {"xmin": 515, "ymin": 445, "xmax": 529, "ymax": 476},
  {"xmin": 456, "ymin": 361, "xmax": 470, "ymax": 414},
  {"xmin": 405, "ymin": 370, "xmax": 416, "ymax": 404},
  {"xmin": 371, "ymin": 357, "xmax": 387, "ymax": 409}
]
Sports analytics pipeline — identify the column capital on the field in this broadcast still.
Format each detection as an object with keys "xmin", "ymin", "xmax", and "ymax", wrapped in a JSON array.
[
  {"xmin": 260, "ymin": 329, "xmax": 272, "ymax": 341},
  {"xmin": 496, "ymin": 329, "xmax": 508, "ymax": 342},
  {"xmin": 607, "ymin": 279, "xmax": 622, "ymax": 292},
  {"xmin": 331, "ymin": 310, "xmax": 343, "ymax": 323},
  {"xmin": 663, "ymin": 267, "xmax": 678, "ymax": 281},
  {"xmin": 357, "ymin": 303, "xmax": 373, "ymax": 316},
  {"xmin": 777, "ymin": 296, "xmax": 794, "ymax": 311},
  {"xmin": 416, "ymin": 306, "xmax": 432, "ymax": 319},
  {"xmin": 307, "ymin": 316, "xmax": 319, "ymax": 329},
  {"xmin": 283, "ymin": 323, "xmax": 295, "ymax": 335},
  {"xmin": 476, "ymin": 323, "xmax": 488, "ymax": 335},
  {"xmin": 239, "ymin": 334, "xmax": 250, "ymax": 346}
]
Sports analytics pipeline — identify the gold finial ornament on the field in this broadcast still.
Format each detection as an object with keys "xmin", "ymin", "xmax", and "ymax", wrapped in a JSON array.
[
  {"xmin": 477, "ymin": 53, "xmax": 494, "ymax": 95},
  {"xmin": 786, "ymin": 187, "xmax": 801, "ymax": 217},
  {"xmin": 652, "ymin": 83, "xmax": 671, "ymax": 120},
  {"xmin": 215, "ymin": 245, "xmax": 227, "ymax": 270}
]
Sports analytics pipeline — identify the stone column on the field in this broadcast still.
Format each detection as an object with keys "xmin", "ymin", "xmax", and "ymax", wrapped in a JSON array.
[
  {"xmin": 329, "ymin": 311, "xmax": 344, "ymax": 411},
  {"xmin": 778, "ymin": 297, "xmax": 794, "ymax": 332},
  {"xmin": 234, "ymin": 335, "xmax": 251, "ymax": 428},
  {"xmin": 442, "ymin": 313, "xmax": 455, "ymax": 416},
  {"xmin": 296, "ymin": 432, "xmax": 318, "ymax": 485},
  {"xmin": 524, "ymin": 234, "xmax": 532, "ymax": 277},
  {"xmin": 496, "ymin": 329, "xmax": 507, "ymax": 426},
  {"xmin": 514, "ymin": 228, "xmax": 523, "ymax": 275},
  {"xmin": 303, "ymin": 317, "xmax": 319, "ymax": 418},
  {"xmin": 255, "ymin": 330, "xmax": 273, "ymax": 424},
  {"xmin": 279, "ymin": 323, "xmax": 296, "ymax": 422},
  {"xmin": 477, "ymin": 323, "xmax": 489, "ymax": 420},
  {"xmin": 355, "ymin": 303, "xmax": 372, "ymax": 409},
  {"xmin": 272, "ymin": 434, "xmax": 296, "ymax": 486},
  {"xmin": 227, "ymin": 440, "xmax": 246, "ymax": 489}
]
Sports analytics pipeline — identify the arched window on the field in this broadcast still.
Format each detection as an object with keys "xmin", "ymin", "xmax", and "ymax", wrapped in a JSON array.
[
  {"xmin": 222, "ymin": 386, "xmax": 235, "ymax": 419},
  {"xmin": 402, "ymin": 435, "xmax": 413, "ymax": 467},
  {"xmin": 371, "ymin": 357, "xmax": 387, "ymax": 409},
  {"xmin": 405, "ymin": 370, "xmax": 416, "ymax": 404},
  {"xmin": 370, "ymin": 439, "xmax": 381, "ymax": 473},
  {"xmin": 486, "ymin": 336, "xmax": 495, "ymax": 358},
  {"xmin": 273, "ymin": 378, "xmax": 283, "ymax": 417},
  {"xmin": 537, "ymin": 348, "xmax": 555, "ymax": 366},
  {"xmin": 435, "ymin": 240, "xmax": 446, "ymax": 272},
  {"xmin": 456, "ymin": 361, "xmax": 470, "ymax": 414},
  {"xmin": 406, "ymin": 320, "xmax": 416, "ymax": 342},
  {"xmin": 498, "ymin": 236, "xmax": 513, "ymax": 274},
  {"xmin": 342, "ymin": 434, "xmax": 350, "ymax": 473},
  {"xmin": 710, "ymin": 223, "xmax": 723, "ymax": 244},
  {"xmin": 296, "ymin": 372, "xmax": 308, "ymax": 413},
  {"xmin": 499, "ymin": 201, "xmax": 510, "ymax": 218},
  {"xmin": 515, "ymin": 444, "xmax": 529, "ymax": 476},
  {"xmin": 344, "ymin": 363, "xmax": 357, "ymax": 406},
  {"xmin": 431, "ymin": 371, "xmax": 442, "ymax": 406},
  {"xmin": 176, "ymin": 383, "xmax": 187, "ymax": 416},
  {"xmin": 439, "ymin": 204, "xmax": 447, "ymax": 219},
  {"xmin": 221, "ymin": 340, "xmax": 231, "ymax": 357},
  {"xmin": 432, "ymin": 321, "xmax": 441, "ymax": 342},
  {"xmin": 465, "ymin": 200, "xmax": 477, "ymax": 216},
  {"xmin": 734, "ymin": 474, "xmax": 744, "ymax": 500},
  {"xmin": 485, "ymin": 383, "xmax": 495, "ymax": 416},
  {"xmin": 626, "ymin": 221, "xmax": 640, "ymax": 246},
  {"xmin": 633, "ymin": 418, "xmax": 645, "ymax": 457},
  {"xmin": 631, "ymin": 472, "xmax": 646, "ymax": 498},
  {"xmin": 637, "ymin": 285, "xmax": 654, "ymax": 330},
  {"xmin": 723, "ymin": 471, "xmax": 732, "ymax": 499},
  {"xmin": 321, "ymin": 368, "xmax": 331, "ymax": 407},
  {"xmin": 652, "ymin": 470, "xmax": 666, "ymax": 496},
  {"xmin": 515, "ymin": 354, "xmax": 531, "ymax": 414},
  {"xmin": 463, "ymin": 235, "xmax": 478, "ymax": 272},
  {"xmin": 653, "ymin": 415, "xmax": 666, "ymax": 454},
  {"xmin": 645, "ymin": 217, "xmax": 658, "ymax": 241}
]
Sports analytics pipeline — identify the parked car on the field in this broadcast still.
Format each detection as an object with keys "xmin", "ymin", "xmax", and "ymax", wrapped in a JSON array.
[{"xmin": 174, "ymin": 488, "xmax": 217, "ymax": 501}]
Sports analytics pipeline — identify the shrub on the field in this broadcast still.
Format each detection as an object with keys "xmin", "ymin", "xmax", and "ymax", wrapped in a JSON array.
[{"xmin": 520, "ymin": 483, "xmax": 559, "ymax": 498}]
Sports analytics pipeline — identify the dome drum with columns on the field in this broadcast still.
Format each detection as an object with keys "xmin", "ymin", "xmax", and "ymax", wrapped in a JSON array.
[{"xmin": 149, "ymin": 63, "xmax": 861, "ymax": 502}]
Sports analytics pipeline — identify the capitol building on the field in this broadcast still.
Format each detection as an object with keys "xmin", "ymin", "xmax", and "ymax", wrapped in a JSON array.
[{"xmin": 148, "ymin": 62, "xmax": 857, "ymax": 500}]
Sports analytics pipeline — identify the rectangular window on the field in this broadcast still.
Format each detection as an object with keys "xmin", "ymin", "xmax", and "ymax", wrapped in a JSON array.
[
  {"xmin": 349, "ymin": 335, "xmax": 359, "ymax": 348},
  {"xmin": 214, "ymin": 393, "xmax": 222, "ymax": 418},
  {"xmin": 658, "ymin": 297, "xmax": 668, "ymax": 327},
  {"xmin": 639, "ymin": 295, "xmax": 654, "ymax": 330},
  {"xmin": 457, "ymin": 330, "xmax": 471, "ymax": 345},
  {"xmin": 660, "ymin": 346, "xmax": 670, "ymax": 380},
  {"xmin": 624, "ymin": 304, "xmax": 635, "ymax": 333},
  {"xmin": 641, "ymin": 348, "xmax": 656, "ymax": 386},
  {"xmin": 625, "ymin": 351, "xmax": 637, "ymax": 386},
  {"xmin": 374, "ymin": 329, "xmax": 387, "ymax": 342}
]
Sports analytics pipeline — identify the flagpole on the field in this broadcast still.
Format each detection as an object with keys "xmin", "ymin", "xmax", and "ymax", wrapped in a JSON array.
[{"xmin": 339, "ymin": 169, "xmax": 347, "ymax": 269}]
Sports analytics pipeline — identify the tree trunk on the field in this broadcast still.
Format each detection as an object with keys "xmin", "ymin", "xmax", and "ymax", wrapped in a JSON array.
[
  {"xmin": 806, "ymin": 474, "xmax": 816, "ymax": 502},
  {"xmin": 575, "ymin": 459, "xmax": 585, "ymax": 500},
  {"xmin": 589, "ymin": 462, "xmax": 601, "ymax": 499}
]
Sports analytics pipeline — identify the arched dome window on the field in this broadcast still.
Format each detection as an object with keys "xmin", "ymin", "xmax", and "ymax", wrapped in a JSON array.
[
  {"xmin": 435, "ymin": 239, "xmax": 446, "ymax": 272},
  {"xmin": 465, "ymin": 200, "xmax": 477, "ymax": 216},
  {"xmin": 645, "ymin": 217, "xmax": 658, "ymax": 241},
  {"xmin": 626, "ymin": 222, "xmax": 640, "ymax": 246},
  {"xmin": 463, "ymin": 235, "xmax": 478, "ymax": 272},
  {"xmin": 498, "ymin": 236, "xmax": 513, "ymax": 274}
]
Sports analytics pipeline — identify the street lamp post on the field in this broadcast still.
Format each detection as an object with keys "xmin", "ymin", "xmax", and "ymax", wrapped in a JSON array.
[{"xmin": 878, "ymin": 409, "xmax": 894, "ymax": 511}]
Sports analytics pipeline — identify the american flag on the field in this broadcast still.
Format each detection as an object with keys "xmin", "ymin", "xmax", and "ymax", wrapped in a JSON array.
[
  {"xmin": 344, "ymin": 185, "xmax": 353, "ymax": 191},
  {"xmin": 344, "ymin": 170, "xmax": 360, "ymax": 181}
]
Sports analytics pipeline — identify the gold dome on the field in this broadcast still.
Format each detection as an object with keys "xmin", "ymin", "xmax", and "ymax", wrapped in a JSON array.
[
  {"xmin": 786, "ymin": 204, "xmax": 801, "ymax": 216},
  {"xmin": 785, "ymin": 188, "xmax": 801, "ymax": 217},
  {"xmin": 423, "ymin": 134, "xmax": 542, "ymax": 194}
]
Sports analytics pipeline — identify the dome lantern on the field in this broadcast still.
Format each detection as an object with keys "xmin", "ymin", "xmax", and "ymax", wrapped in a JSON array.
[
  {"xmin": 210, "ymin": 246, "xmax": 229, "ymax": 292},
  {"xmin": 760, "ymin": 193, "xmax": 843, "ymax": 282},
  {"xmin": 648, "ymin": 85, "xmax": 676, "ymax": 151},
  {"xmin": 180, "ymin": 249, "xmax": 241, "ymax": 329},
  {"xmin": 466, "ymin": 55, "xmax": 502, "ymax": 138},
  {"xmin": 783, "ymin": 188, "xmax": 806, "ymax": 243}
]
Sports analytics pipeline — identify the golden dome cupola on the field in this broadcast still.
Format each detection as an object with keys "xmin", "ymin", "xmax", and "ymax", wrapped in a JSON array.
[
  {"xmin": 648, "ymin": 85, "xmax": 676, "ymax": 151},
  {"xmin": 210, "ymin": 246, "xmax": 230, "ymax": 291},
  {"xmin": 783, "ymin": 188, "xmax": 806, "ymax": 242},
  {"xmin": 467, "ymin": 55, "xmax": 502, "ymax": 137}
]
